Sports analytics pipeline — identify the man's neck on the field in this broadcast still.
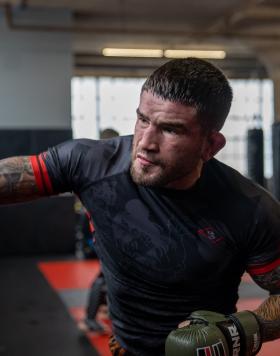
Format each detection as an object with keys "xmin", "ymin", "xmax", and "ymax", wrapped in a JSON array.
[{"xmin": 164, "ymin": 161, "xmax": 204, "ymax": 190}]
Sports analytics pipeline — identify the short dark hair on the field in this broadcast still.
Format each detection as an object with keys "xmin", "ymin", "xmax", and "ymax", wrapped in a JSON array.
[
  {"xmin": 141, "ymin": 58, "xmax": 233, "ymax": 131},
  {"xmin": 100, "ymin": 128, "xmax": 119, "ymax": 139}
]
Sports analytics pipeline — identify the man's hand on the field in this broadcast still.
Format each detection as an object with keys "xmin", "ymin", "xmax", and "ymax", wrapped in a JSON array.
[
  {"xmin": 0, "ymin": 156, "xmax": 42, "ymax": 204},
  {"xmin": 250, "ymin": 263, "xmax": 280, "ymax": 342},
  {"xmin": 165, "ymin": 310, "xmax": 262, "ymax": 356}
]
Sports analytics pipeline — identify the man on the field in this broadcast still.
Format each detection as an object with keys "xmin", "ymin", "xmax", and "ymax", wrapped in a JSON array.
[{"xmin": 0, "ymin": 58, "xmax": 280, "ymax": 355}]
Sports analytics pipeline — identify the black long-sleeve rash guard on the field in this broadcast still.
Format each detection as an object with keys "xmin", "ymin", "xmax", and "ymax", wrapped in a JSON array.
[{"xmin": 30, "ymin": 135, "xmax": 280, "ymax": 356}]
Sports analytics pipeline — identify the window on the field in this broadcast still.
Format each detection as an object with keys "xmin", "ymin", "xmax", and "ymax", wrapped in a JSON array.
[{"xmin": 71, "ymin": 77, "xmax": 273, "ymax": 178}]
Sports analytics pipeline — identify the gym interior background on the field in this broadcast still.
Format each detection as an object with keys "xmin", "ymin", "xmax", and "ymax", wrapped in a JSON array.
[{"xmin": 0, "ymin": 0, "xmax": 280, "ymax": 355}]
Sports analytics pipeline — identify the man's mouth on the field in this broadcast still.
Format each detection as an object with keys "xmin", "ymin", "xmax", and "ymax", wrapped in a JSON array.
[{"xmin": 136, "ymin": 154, "xmax": 156, "ymax": 166}]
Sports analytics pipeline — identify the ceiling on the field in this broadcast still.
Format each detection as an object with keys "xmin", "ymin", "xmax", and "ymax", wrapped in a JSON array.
[{"xmin": 1, "ymin": 0, "xmax": 280, "ymax": 78}]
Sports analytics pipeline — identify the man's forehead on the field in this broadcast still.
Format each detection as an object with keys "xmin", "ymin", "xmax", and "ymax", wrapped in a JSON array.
[{"xmin": 138, "ymin": 90, "xmax": 198, "ymax": 120}]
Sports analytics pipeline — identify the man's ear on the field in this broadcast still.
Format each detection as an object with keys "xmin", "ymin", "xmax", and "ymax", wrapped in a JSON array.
[{"xmin": 202, "ymin": 131, "xmax": 226, "ymax": 162}]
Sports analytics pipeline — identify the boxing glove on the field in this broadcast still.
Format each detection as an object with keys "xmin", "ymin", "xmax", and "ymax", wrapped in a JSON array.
[{"xmin": 165, "ymin": 310, "xmax": 262, "ymax": 356}]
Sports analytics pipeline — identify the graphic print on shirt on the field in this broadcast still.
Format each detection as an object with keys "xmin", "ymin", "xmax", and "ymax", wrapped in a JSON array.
[
  {"xmin": 196, "ymin": 223, "xmax": 233, "ymax": 264},
  {"xmin": 90, "ymin": 175, "xmax": 232, "ymax": 284},
  {"xmin": 112, "ymin": 198, "xmax": 193, "ymax": 280}
]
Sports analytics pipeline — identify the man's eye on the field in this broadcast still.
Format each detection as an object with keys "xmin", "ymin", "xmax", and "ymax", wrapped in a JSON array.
[
  {"xmin": 163, "ymin": 127, "xmax": 177, "ymax": 134},
  {"xmin": 138, "ymin": 116, "xmax": 149, "ymax": 124}
]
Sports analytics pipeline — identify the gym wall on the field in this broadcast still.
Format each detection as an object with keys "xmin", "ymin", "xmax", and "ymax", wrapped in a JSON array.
[{"xmin": 0, "ymin": 9, "xmax": 75, "ymax": 255}]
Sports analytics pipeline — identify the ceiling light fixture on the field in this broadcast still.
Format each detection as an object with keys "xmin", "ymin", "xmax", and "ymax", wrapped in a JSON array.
[
  {"xmin": 164, "ymin": 50, "xmax": 226, "ymax": 59},
  {"xmin": 102, "ymin": 48, "xmax": 164, "ymax": 58}
]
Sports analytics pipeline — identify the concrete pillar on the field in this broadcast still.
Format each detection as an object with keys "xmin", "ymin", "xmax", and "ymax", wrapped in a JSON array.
[
  {"xmin": 256, "ymin": 49, "xmax": 280, "ymax": 198},
  {"xmin": 272, "ymin": 74, "xmax": 280, "ymax": 123},
  {"xmin": 257, "ymin": 50, "xmax": 280, "ymax": 123}
]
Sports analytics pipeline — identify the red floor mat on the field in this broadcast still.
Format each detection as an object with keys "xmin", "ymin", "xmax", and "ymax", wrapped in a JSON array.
[
  {"xmin": 38, "ymin": 259, "xmax": 110, "ymax": 356},
  {"xmin": 38, "ymin": 260, "xmax": 101, "ymax": 289}
]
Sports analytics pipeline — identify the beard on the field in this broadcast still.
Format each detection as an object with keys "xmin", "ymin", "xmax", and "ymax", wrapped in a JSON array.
[
  {"xmin": 130, "ymin": 150, "xmax": 199, "ymax": 188},
  {"xmin": 130, "ymin": 138, "xmax": 203, "ymax": 188},
  {"xmin": 130, "ymin": 160, "xmax": 167, "ymax": 187},
  {"xmin": 130, "ymin": 141, "xmax": 168, "ymax": 187}
]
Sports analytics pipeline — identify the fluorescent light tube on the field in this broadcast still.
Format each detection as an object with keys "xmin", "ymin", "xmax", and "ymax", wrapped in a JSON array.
[
  {"xmin": 102, "ymin": 48, "xmax": 164, "ymax": 58},
  {"xmin": 164, "ymin": 50, "xmax": 226, "ymax": 59}
]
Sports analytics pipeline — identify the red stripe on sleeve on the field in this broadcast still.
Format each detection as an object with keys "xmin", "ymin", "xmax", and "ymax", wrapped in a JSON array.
[
  {"xmin": 247, "ymin": 257, "xmax": 280, "ymax": 276},
  {"xmin": 29, "ymin": 155, "xmax": 45, "ymax": 194},
  {"xmin": 88, "ymin": 220, "xmax": 95, "ymax": 233},
  {"xmin": 85, "ymin": 210, "xmax": 95, "ymax": 233},
  {"xmin": 38, "ymin": 154, "xmax": 53, "ymax": 194}
]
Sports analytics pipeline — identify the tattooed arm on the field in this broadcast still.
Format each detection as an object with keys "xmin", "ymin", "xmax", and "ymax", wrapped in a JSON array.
[
  {"xmin": 251, "ymin": 267, "xmax": 280, "ymax": 342},
  {"xmin": 0, "ymin": 156, "xmax": 43, "ymax": 204}
]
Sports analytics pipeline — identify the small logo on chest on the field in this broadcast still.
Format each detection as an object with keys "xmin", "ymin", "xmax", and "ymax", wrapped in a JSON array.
[{"xmin": 197, "ymin": 227, "xmax": 224, "ymax": 245}]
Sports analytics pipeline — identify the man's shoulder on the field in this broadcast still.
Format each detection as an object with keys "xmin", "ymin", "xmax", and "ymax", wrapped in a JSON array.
[
  {"xmin": 205, "ymin": 158, "xmax": 259, "ymax": 192},
  {"xmin": 50, "ymin": 135, "xmax": 132, "ymax": 164},
  {"xmin": 55, "ymin": 135, "xmax": 132, "ymax": 153},
  {"xmin": 201, "ymin": 159, "xmax": 280, "ymax": 240},
  {"xmin": 204, "ymin": 158, "xmax": 280, "ymax": 211},
  {"xmin": 43, "ymin": 135, "xmax": 133, "ymax": 191}
]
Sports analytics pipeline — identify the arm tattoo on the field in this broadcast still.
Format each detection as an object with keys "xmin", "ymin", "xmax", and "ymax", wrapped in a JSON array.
[
  {"xmin": 0, "ymin": 156, "xmax": 41, "ymax": 204},
  {"xmin": 254, "ymin": 295, "xmax": 280, "ymax": 341},
  {"xmin": 252, "ymin": 266, "xmax": 280, "ymax": 292},
  {"xmin": 252, "ymin": 268, "xmax": 280, "ymax": 342}
]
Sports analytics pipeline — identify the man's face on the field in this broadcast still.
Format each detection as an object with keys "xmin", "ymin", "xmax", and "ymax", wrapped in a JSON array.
[{"xmin": 130, "ymin": 90, "xmax": 212, "ymax": 189}]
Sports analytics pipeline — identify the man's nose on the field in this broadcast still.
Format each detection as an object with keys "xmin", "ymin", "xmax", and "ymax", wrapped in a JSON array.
[{"xmin": 139, "ymin": 126, "xmax": 159, "ymax": 152}]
